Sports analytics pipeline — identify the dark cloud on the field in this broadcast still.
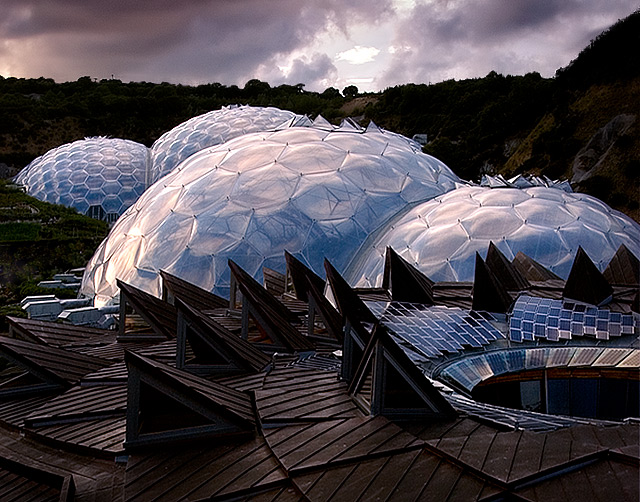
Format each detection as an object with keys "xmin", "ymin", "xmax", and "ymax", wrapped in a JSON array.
[
  {"xmin": 0, "ymin": 0, "xmax": 392, "ymax": 86},
  {"xmin": 378, "ymin": 0, "xmax": 637, "ymax": 88},
  {"xmin": 286, "ymin": 53, "xmax": 338, "ymax": 86},
  {"xmin": 0, "ymin": 0, "xmax": 635, "ymax": 92}
]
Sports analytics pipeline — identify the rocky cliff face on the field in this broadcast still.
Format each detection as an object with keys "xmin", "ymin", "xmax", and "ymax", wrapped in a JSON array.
[{"xmin": 572, "ymin": 114, "xmax": 636, "ymax": 183}]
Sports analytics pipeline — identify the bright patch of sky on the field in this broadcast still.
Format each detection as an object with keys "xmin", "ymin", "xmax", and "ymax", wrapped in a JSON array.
[{"xmin": 0, "ymin": 0, "xmax": 636, "ymax": 94}]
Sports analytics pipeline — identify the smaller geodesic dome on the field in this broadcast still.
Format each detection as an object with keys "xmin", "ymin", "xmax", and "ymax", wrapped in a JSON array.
[
  {"xmin": 81, "ymin": 119, "xmax": 461, "ymax": 306},
  {"xmin": 14, "ymin": 137, "xmax": 149, "ymax": 222},
  {"xmin": 347, "ymin": 185, "xmax": 640, "ymax": 286},
  {"xmin": 149, "ymin": 105, "xmax": 307, "ymax": 184}
]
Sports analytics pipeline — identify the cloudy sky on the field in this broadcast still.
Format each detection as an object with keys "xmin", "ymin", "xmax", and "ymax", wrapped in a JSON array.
[{"xmin": 0, "ymin": 0, "xmax": 636, "ymax": 92}]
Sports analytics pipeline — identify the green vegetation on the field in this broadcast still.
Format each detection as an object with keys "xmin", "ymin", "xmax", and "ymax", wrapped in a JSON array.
[{"xmin": 0, "ymin": 180, "xmax": 109, "ymax": 309}]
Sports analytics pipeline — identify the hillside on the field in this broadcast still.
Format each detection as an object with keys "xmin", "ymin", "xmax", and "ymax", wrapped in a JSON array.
[
  {"xmin": 0, "ymin": 180, "xmax": 109, "ymax": 306},
  {"xmin": 0, "ymin": 11, "xmax": 638, "ymax": 223}
]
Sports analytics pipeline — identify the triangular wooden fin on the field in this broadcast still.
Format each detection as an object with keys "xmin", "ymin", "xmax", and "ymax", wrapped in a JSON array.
[
  {"xmin": 324, "ymin": 259, "xmax": 377, "ymax": 325},
  {"xmin": 485, "ymin": 242, "xmax": 530, "ymax": 291},
  {"xmin": 472, "ymin": 253, "xmax": 513, "ymax": 313},
  {"xmin": 603, "ymin": 244, "xmax": 640, "ymax": 287},
  {"xmin": 175, "ymin": 298, "xmax": 270, "ymax": 374},
  {"xmin": 117, "ymin": 280, "xmax": 177, "ymax": 340},
  {"xmin": 160, "ymin": 270, "xmax": 227, "ymax": 310},
  {"xmin": 228, "ymin": 260, "xmax": 314, "ymax": 352},
  {"xmin": 285, "ymin": 251, "xmax": 326, "ymax": 302},
  {"xmin": 348, "ymin": 326, "xmax": 456, "ymax": 419},
  {"xmin": 125, "ymin": 351, "xmax": 254, "ymax": 449},
  {"xmin": 383, "ymin": 247, "xmax": 435, "ymax": 304},
  {"xmin": 564, "ymin": 247, "xmax": 613, "ymax": 306},
  {"xmin": 511, "ymin": 252, "xmax": 561, "ymax": 282}
]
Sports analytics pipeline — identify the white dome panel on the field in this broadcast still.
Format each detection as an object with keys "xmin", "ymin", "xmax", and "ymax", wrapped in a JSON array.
[
  {"xmin": 14, "ymin": 137, "xmax": 149, "ymax": 220},
  {"xmin": 348, "ymin": 185, "xmax": 640, "ymax": 287},
  {"xmin": 82, "ymin": 124, "xmax": 460, "ymax": 305}
]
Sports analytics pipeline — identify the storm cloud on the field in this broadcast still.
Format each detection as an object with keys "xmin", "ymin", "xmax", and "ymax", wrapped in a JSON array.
[{"xmin": 0, "ymin": 0, "xmax": 635, "ymax": 91}]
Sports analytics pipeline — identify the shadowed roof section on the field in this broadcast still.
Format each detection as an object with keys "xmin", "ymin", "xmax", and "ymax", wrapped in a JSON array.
[
  {"xmin": 0, "ymin": 454, "xmax": 75, "ymax": 502},
  {"xmin": 160, "ymin": 270, "xmax": 228, "ymax": 311},
  {"xmin": 6, "ymin": 316, "xmax": 116, "ymax": 348},
  {"xmin": 174, "ymin": 297, "xmax": 271, "ymax": 373},
  {"xmin": 564, "ymin": 247, "xmax": 613, "ymax": 306},
  {"xmin": 117, "ymin": 279, "xmax": 177, "ymax": 339},
  {"xmin": 382, "ymin": 246, "xmax": 435, "ymax": 304},
  {"xmin": 472, "ymin": 253, "xmax": 514, "ymax": 313},
  {"xmin": 603, "ymin": 244, "xmax": 640, "ymax": 286},
  {"xmin": 0, "ymin": 336, "xmax": 112, "ymax": 388}
]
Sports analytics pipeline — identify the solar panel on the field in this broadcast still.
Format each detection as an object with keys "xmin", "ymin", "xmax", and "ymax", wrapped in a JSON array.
[
  {"xmin": 508, "ymin": 295, "xmax": 637, "ymax": 343},
  {"xmin": 370, "ymin": 302, "xmax": 505, "ymax": 360}
]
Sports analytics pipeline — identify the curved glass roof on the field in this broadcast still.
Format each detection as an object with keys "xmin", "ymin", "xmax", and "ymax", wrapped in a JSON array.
[
  {"xmin": 14, "ymin": 137, "xmax": 149, "ymax": 221},
  {"xmin": 347, "ymin": 185, "xmax": 640, "ymax": 286},
  {"xmin": 149, "ymin": 105, "xmax": 305, "ymax": 184},
  {"xmin": 81, "ymin": 122, "xmax": 460, "ymax": 305}
]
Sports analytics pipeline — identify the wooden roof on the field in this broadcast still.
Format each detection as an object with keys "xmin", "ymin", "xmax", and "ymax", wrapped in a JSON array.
[
  {"xmin": 0, "ymin": 425, "xmax": 124, "ymax": 501},
  {"xmin": 24, "ymin": 385, "xmax": 127, "ymax": 428},
  {"xmin": 255, "ymin": 368, "xmax": 359, "ymax": 424},
  {"xmin": 124, "ymin": 436, "xmax": 289, "ymax": 501},
  {"xmin": 0, "ymin": 251, "xmax": 638, "ymax": 500},
  {"xmin": 0, "ymin": 336, "xmax": 112, "ymax": 389},
  {"xmin": 263, "ymin": 415, "xmax": 425, "ymax": 474},
  {"xmin": 174, "ymin": 297, "xmax": 271, "ymax": 373},
  {"xmin": 0, "ymin": 453, "xmax": 74, "ymax": 502},
  {"xmin": 228, "ymin": 260, "xmax": 314, "ymax": 352},
  {"xmin": 117, "ymin": 280, "xmax": 177, "ymax": 340},
  {"xmin": 160, "ymin": 269, "xmax": 228, "ymax": 311},
  {"xmin": 25, "ymin": 416, "xmax": 126, "ymax": 457},
  {"xmin": 6, "ymin": 316, "xmax": 116, "ymax": 348}
]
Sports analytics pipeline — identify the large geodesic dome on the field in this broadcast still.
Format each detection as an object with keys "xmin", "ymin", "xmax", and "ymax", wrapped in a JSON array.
[
  {"xmin": 347, "ymin": 185, "xmax": 640, "ymax": 286},
  {"xmin": 149, "ymin": 105, "xmax": 306, "ymax": 184},
  {"xmin": 81, "ymin": 120, "xmax": 461, "ymax": 305},
  {"xmin": 14, "ymin": 137, "xmax": 149, "ymax": 222}
]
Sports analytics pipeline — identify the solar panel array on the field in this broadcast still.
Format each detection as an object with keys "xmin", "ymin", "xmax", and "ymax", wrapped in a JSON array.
[
  {"xmin": 368, "ymin": 302, "xmax": 505, "ymax": 361},
  {"xmin": 509, "ymin": 295, "xmax": 636, "ymax": 343},
  {"xmin": 440, "ymin": 346, "xmax": 638, "ymax": 393}
]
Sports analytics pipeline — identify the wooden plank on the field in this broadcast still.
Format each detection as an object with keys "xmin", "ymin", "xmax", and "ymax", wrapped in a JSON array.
[
  {"xmin": 124, "ymin": 447, "xmax": 234, "ymax": 500},
  {"xmin": 418, "ymin": 459, "xmax": 462, "ymax": 501},
  {"xmin": 446, "ymin": 471, "xmax": 489, "ymax": 502},
  {"xmin": 311, "ymin": 457, "xmax": 387, "ymax": 502},
  {"xmin": 481, "ymin": 430, "xmax": 522, "ymax": 483},
  {"xmin": 456, "ymin": 429, "xmax": 497, "ymax": 470},
  {"xmin": 508, "ymin": 431, "xmax": 546, "ymax": 483},
  {"xmin": 358, "ymin": 450, "xmax": 419, "ymax": 501}
]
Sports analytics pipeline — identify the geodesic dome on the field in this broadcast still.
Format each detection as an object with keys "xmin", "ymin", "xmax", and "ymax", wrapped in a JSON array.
[
  {"xmin": 149, "ymin": 105, "xmax": 306, "ymax": 184},
  {"xmin": 14, "ymin": 137, "xmax": 149, "ymax": 222},
  {"xmin": 81, "ymin": 120, "xmax": 461, "ymax": 305},
  {"xmin": 346, "ymin": 185, "xmax": 640, "ymax": 286}
]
